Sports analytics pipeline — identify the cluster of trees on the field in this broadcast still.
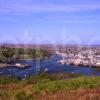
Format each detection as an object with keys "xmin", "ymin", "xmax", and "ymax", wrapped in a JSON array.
[
  {"xmin": 28, "ymin": 49, "xmax": 51, "ymax": 59},
  {"xmin": 0, "ymin": 46, "xmax": 51, "ymax": 63}
]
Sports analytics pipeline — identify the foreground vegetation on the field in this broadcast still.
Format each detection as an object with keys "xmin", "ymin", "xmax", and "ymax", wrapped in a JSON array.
[{"xmin": 0, "ymin": 73, "xmax": 100, "ymax": 100}]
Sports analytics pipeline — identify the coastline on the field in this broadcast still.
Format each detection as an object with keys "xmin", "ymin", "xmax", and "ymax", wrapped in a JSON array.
[
  {"xmin": 0, "ymin": 55, "xmax": 52, "ymax": 68},
  {"xmin": 58, "ymin": 60, "xmax": 100, "ymax": 68},
  {"xmin": 0, "ymin": 63, "xmax": 30, "ymax": 69}
]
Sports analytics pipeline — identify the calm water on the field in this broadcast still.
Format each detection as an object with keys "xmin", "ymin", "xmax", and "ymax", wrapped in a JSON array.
[{"xmin": 0, "ymin": 55, "xmax": 100, "ymax": 79}]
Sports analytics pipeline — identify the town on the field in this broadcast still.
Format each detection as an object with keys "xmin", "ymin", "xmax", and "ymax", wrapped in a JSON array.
[{"xmin": 56, "ymin": 46, "xmax": 100, "ymax": 68}]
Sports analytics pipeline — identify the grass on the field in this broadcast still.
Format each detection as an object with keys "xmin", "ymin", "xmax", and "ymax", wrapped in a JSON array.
[
  {"xmin": 0, "ymin": 76, "xmax": 20, "ymax": 84},
  {"xmin": 33, "ymin": 76, "xmax": 100, "ymax": 92},
  {"xmin": 0, "ymin": 73, "xmax": 100, "ymax": 100}
]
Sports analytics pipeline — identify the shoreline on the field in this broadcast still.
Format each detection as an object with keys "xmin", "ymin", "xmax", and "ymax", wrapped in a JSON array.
[
  {"xmin": 0, "ymin": 56, "xmax": 52, "ymax": 68},
  {"xmin": 58, "ymin": 60, "xmax": 100, "ymax": 68},
  {"xmin": 0, "ymin": 63, "xmax": 30, "ymax": 69}
]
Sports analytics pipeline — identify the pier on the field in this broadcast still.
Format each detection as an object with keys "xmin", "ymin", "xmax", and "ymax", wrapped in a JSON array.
[{"xmin": 0, "ymin": 63, "xmax": 30, "ymax": 68}]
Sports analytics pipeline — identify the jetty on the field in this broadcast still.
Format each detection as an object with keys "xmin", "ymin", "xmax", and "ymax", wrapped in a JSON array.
[{"xmin": 0, "ymin": 63, "xmax": 30, "ymax": 68}]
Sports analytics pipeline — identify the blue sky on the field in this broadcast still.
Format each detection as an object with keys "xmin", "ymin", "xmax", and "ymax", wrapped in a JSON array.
[{"xmin": 0, "ymin": 0, "xmax": 100, "ymax": 44}]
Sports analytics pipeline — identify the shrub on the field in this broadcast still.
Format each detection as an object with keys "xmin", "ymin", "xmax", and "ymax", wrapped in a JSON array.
[
  {"xmin": 15, "ymin": 91, "xmax": 32, "ymax": 100},
  {"xmin": 33, "ymin": 76, "xmax": 100, "ymax": 92},
  {"xmin": 23, "ymin": 73, "xmax": 56, "ymax": 85},
  {"xmin": 0, "ymin": 76, "xmax": 19, "ymax": 84},
  {"xmin": 0, "ymin": 90, "xmax": 12, "ymax": 100}
]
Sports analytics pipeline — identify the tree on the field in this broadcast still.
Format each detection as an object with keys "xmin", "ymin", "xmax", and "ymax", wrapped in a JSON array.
[{"xmin": 1, "ymin": 46, "xmax": 15, "ymax": 63}]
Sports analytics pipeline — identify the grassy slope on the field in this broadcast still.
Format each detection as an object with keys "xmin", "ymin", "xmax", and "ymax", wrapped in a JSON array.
[
  {"xmin": 33, "ymin": 76, "xmax": 100, "ymax": 92},
  {"xmin": 0, "ymin": 73, "xmax": 100, "ymax": 100}
]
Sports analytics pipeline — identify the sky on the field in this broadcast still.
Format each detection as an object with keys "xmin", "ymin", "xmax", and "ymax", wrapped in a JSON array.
[{"xmin": 0, "ymin": 0, "xmax": 100, "ymax": 45}]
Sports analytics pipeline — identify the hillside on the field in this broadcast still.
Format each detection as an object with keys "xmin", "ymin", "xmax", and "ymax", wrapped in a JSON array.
[{"xmin": 0, "ymin": 73, "xmax": 100, "ymax": 100}]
